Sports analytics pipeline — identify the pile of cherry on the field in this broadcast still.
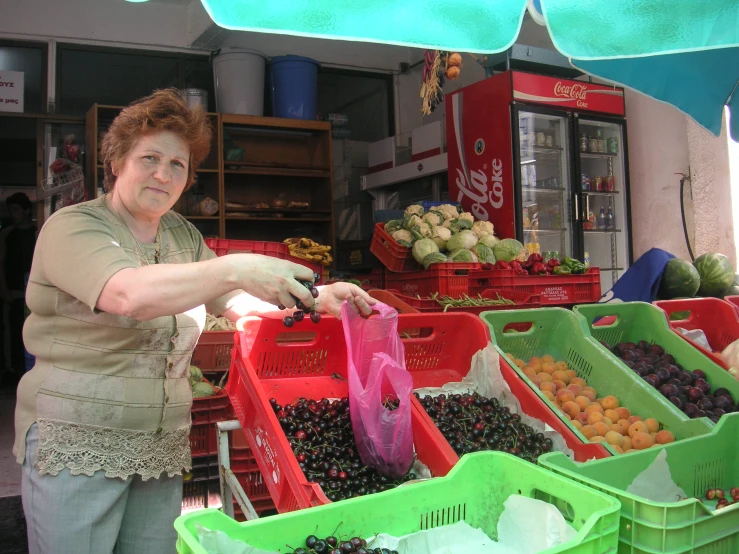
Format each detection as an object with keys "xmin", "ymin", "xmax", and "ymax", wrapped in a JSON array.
[
  {"xmin": 608, "ymin": 341, "xmax": 736, "ymax": 422},
  {"xmin": 270, "ymin": 397, "xmax": 417, "ymax": 502},
  {"xmin": 288, "ymin": 534, "xmax": 398, "ymax": 554},
  {"xmin": 282, "ymin": 273, "xmax": 322, "ymax": 327},
  {"xmin": 415, "ymin": 392, "xmax": 553, "ymax": 464}
]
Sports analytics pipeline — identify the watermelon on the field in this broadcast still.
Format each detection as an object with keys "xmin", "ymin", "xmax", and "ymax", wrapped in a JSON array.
[
  {"xmin": 659, "ymin": 258, "xmax": 700, "ymax": 299},
  {"xmin": 722, "ymin": 285, "xmax": 739, "ymax": 297},
  {"xmin": 694, "ymin": 253, "xmax": 734, "ymax": 297}
]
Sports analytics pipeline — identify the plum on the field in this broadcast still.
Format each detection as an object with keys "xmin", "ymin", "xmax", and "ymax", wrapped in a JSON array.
[
  {"xmin": 666, "ymin": 365, "xmax": 680, "ymax": 378},
  {"xmin": 667, "ymin": 378, "xmax": 681, "ymax": 386},
  {"xmin": 617, "ymin": 342, "xmax": 636, "ymax": 353},
  {"xmin": 644, "ymin": 374, "xmax": 660, "ymax": 388},
  {"xmin": 678, "ymin": 371, "xmax": 694, "ymax": 385},
  {"xmin": 600, "ymin": 340, "xmax": 612, "ymax": 351},
  {"xmin": 694, "ymin": 378, "xmax": 711, "ymax": 394},
  {"xmin": 656, "ymin": 368, "xmax": 671, "ymax": 383},
  {"xmin": 669, "ymin": 396, "xmax": 683, "ymax": 410},
  {"xmin": 623, "ymin": 359, "xmax": 635, "ymax": 368},
  {"xmin": 697, "ymin": 398, "xmax": 713, "ymax": 411},
  {"xmin": 714, "ymin": 387, "xmax": 732, "ymax": 399},
  {"xmin": 661, "ymin": 354, "xmax": 676, "ymax": 364},
  {"xmin": 688, "ymin": 387, "xmax": 705, "ymax": 402},
  {"xmin": 713, "ymin": 407, "xmax": 727, "ymax": 418},
  {"xmin": 645, "ymin": 353, "xmax": 661, "ymax": 364},
  {"xmin": 637, "ymin": 340, "xmax": 650, "ymax": 352},
  {"xmin": 661, "ymin": 383, "xmax": 679, "ymax": 398},
  {"xmin": 714, "ymin": 395, "xmax": 734, "ymax": 412},
  {"xmin": 693, "ymin": 369, "xmax": 707, "ymax": 380},
  {"xmin": 648, "ymin": 344, "xmax": 666, "ymax": 356},
  {"xmin": 684, "ymin": 402, "xmax": 700, "ymax": 417},
  {"xmin": 694, "ymin": 409, "xmax": 707, "ymax": 419},
  {"xmin": 622, "ymin": 350, "xmax": 639, "ymax": 363},
  {"xmin": 710, "ymin": 415, "xmax": 720, "ymax": 423}
]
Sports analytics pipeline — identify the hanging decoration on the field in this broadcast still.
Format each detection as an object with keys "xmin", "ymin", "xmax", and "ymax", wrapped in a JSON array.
[{"xmin": 420, "ymin": 50, "xmax": 463, "ymax": 116}]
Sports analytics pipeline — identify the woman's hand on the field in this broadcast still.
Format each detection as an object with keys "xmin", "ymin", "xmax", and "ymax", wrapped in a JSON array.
[
  {"xmin": 316, "ymin": 282, "xmax": 376, "ymax": 319},
  {"xmin": 721, "ymin": 340, "xmax": 739, "ymax": 380},
  {"xmin": 230, "ymin": 254, "xmax": 316, "ymax": 309}
]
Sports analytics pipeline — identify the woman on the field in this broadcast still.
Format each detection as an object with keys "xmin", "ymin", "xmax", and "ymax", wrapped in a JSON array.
[{"xmin": 14, "ymin": 89, "xmax": 374, "ymax": 554}]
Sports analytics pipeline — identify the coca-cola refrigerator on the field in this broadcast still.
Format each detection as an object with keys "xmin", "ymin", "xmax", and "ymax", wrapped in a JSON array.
[{"xmin": 446, "ymin": 70, "xmax": 632, "ymax": 293}]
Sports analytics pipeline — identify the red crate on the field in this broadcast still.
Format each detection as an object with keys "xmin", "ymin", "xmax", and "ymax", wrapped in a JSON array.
[
  {"xmin": 204, "ymin": 238, "xmax": 326, "ymax": 283},
  {"xmin": 725, "ymin": 295, "xmax": 739, "ymax": 316},
  {"xmin": 189, "ymin": 382, "xmax": 232, "ymax": 457},
  {"xmin": 377, "ymin": 289, "xmax": 541, "ymax": 315},
  {"xmin": 384, "ymin": 264, "xmax": 477, "ymax": 298},
  {"xmin": 225, "ymin": 312, "xmax": 604, "ymax": 513},
  {"xmin": 468, "ymin": 267, "xmax": 602, "ymax": 305},
  {"xmin": 370, "ymin": 222, "xmax": 419, "ymax": 272},
  {"xmin": 654, "ymin": 298, "xmax": 739, "ymax": 369},
  {"xmin": 191, "ymin": 331, "xmax": 235, "ymax": 374}
]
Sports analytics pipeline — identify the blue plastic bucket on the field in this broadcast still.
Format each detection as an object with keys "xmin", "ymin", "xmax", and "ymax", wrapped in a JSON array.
[{"xmin": 269, "ymin": 55, "xmax": 319, "ymax": 120}]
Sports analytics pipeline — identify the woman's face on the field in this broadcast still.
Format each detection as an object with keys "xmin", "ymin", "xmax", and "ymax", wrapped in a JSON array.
[{"xmin": 113, "ymin": 130, "xmax": 190, "ymax": 219}]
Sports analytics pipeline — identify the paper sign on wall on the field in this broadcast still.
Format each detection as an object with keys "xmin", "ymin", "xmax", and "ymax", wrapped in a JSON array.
[{"xmin": 0, "ymin": 71, "xmax": 24, "ymax": 113}]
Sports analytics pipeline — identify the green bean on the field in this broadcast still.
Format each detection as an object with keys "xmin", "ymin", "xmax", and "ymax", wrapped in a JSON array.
[{"xmin": 420, "ymin": 292, "xmax": 515, "ymax": 312}]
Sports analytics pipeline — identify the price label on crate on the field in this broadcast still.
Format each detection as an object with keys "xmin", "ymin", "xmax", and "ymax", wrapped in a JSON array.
[
  {"xmin": 255, "ymin": 426, "xmax": 281, "ymax": 485},
  {"xmin": 540, "ymin": 286, "xmax": 571, "ymax": 303}
]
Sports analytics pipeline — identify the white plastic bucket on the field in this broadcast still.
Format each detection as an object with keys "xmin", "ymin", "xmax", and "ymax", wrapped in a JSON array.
[{"xmin": 212, "ymin": 47, "xmax": 266, "ymax": 116}]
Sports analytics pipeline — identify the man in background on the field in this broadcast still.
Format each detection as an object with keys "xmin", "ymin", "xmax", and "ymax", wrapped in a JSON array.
[{"xmin": 0, "ymin": 192, "xmax": 36, "ymax": 385}]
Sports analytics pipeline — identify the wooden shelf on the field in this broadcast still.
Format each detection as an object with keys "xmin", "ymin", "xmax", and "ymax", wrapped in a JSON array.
[
  {"xmin": 196, "ymin": 168, "xmax": 219, "ymax": 173},
  {"xmin": 222, "ymin": 113, "xmax": 331, "ymax": 132},
  {"xmin": 224, "ymin": 166, "xmax": 330, "ymax": 178},
  {"xmin": 183, "ymin": 216, "xmax": 220, "ymax": 220},
  {"xmin": 223, "ymin": 208, "xmax": 331, "ymax": 216}
]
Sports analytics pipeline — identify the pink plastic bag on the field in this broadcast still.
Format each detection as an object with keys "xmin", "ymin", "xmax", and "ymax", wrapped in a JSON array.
[{"xmin": 341, "ymin": 301, "xmax": 414, "ymax": 478}]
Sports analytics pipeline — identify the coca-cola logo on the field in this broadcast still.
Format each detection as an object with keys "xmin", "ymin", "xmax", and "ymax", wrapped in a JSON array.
[
  {"xmin": 455, "ymin": 158, "xmax": 504, "ymax": 220},
  {"xmin": 554, "ymin": 81, "xmax": 588, "ymax": 100}
]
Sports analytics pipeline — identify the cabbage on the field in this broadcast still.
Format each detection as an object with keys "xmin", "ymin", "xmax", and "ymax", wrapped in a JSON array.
[
  {"xmin": 384, "ymin": 219, "xmax": 403, "ymax": 234},
  {"xmin": 422, "ymin": 211, "xmax": 444, "ymax": 227},
  {"xmin": 458, "ymin": 212, "xmax": 474, "ymax": 223},
  {"xmin": 493, "ymin": 238, "xmax": 525, "ymax": 262},
  {"xmin": 412, "ymin": 221, "xmax": 432, "ymax": 239},
  {"xmin": 189, "ymin": 365, "xmax": 203, "ymax": 386},
  {"xmin": 404, "ymin": 204, "xmax": 424, "ymax": 217},
  {"xmin": 431, "ymin": 226, "xmax": 452, "ymax": 249},
  {"xmin": 471, "ymin": 221, "xmax": 494, "ymax": 239},
  {"xmin": 412, "ymin": 238, "xmax": 439, "ymax": 264},
  {"xmin": 449, "ymin": 218, "xmax": 473, "ymax": 233},
  {"xmin": 422, "ymin": 252, "xmax": 448, "ymax": 269},
  {"xmin": 403, "ymin": 214, "xmax": 423, "ymax": 230},
  {"xmin": 192, "ymin": 381, "xmax": 215, "ymax": 398},
  {"xmin": 479, "ymin": 234, "xmax": 500, "ymax": 248},
  {"xmin": 445, "ymin": 229, "xmax": 478, "ymax": 252},
  {"xmin": 472, "ymin": 243, "xmax": 495, "ymax": 263},
  {"xmin": 391, "ymin": 229, "xmax": 413, "ymax": 247},
  {"xmin": 449, "ymin": 249, "xmax": 478, "ymax": 263}
]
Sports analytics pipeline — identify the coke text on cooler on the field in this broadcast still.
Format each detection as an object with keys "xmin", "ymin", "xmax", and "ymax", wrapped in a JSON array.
[{"xmin": 446, "ymin": 90, "xmax": 516, "ymax": 238}]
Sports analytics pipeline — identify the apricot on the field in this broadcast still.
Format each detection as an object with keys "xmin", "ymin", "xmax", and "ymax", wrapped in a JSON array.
[
  {"xmin": 590, "ymin": 436, "xmax": 607, "ymax": 443},
  {"xmin": 631, "ymin": 432, "xmax": 654, "ymax": 450},
  {"xmin": 628, "ymin": 415, "xmax": 643, "ymax": 425},
  {"xmin": 540, "ymin": 381, "xmax": 557, "ymax": 394},
  {"xmin": 567, "ymin": 384, "xmax": 583, "ymax": 397},
  {"xmin": 513, "ymin": 358, "xmax": 526, "ymax": 369},
  {"xmin": 612, "ymin": 445, "xmax": 624, "ymax": 454},
  {"xmin": 617, "ymin": 419, "xmax": 631, "ymax": 432},
  {"xmin": 523, "ymin": 367, "xmax": 538, "ymax": 380},
  {"xmin": 581, "ymin": 425, "xmax": 597, "ymax": 439},
  {"xmin": 616, "ymin": 407, "xmax": 631, "ymax": 420},
  {"xmin": 552, "ymin": 370, "xmax": 569, "ymax": 383},
  {"xmin": 542, "ymin": 390, "xmax": 556, "ymax": 401},
  {"xmin": 604, "ymin": 409, "xmax": 620, "ymax": 422},
  {"xmin": 529, "ymin": 361, "xmax": 543, "ymax": 373},
  {"xmin": 609, "ymin": 424, "xmax": 624, "ymax": 435},
  {"xmin": 564, "ymin": 369, "xmax": 577, "ymax": 382},
  {"xmin": 603, "ymin": 417, "xmax": 614, "ymax": 427},
  {"xmin": 584, "ymin": 404, "xmax": 604, "ymax": 415},
  {"xmin": 622, "ymin": 436, "xmax": 632, "ymax": 451},
  {"xmin": 601, "ymin": 395, "xmax": 620, "ymax": 410},
  {"xmin": 605, "ymin": 431, "xmax": 625, "ymax": 447},
  {"xmin": 576, "ymin": 412, "xmax": 590, "ymax": 425},
  {"xmin": 570, "ymin": 377, "xmax": 587, "ymax": 388},
  {"xmin": 552, "ymin": 380, "xmax": 567, "ymax": 391},
  {"xmin": 542, "ymin": 354, "xmax": 555, "ymax": 363},
  {"xmin": 628, "ymin": 421, "xmax": 648, "ymax": 437},
  {"xmin": 555, "ymin": 389, "xmax": 575, "ymax": 406},
  {"xmin": 562, "ymin": 401, "xmax": 581, "ymax": 419},
  {"xmin": 655, "ymin": 430, "xmax": 675, "ymax": 444},
  {"xmin": 571, "ymin": 420, "xmax": 583, "ymax": 430},
  {"xmin": 580, "ymin": 389, "xmax": 597, "ymax": 402},
  {"xmin": 538, "ymin": 373, "xmax": 553, "ymax": 383},
  {"xmin": 541, "ymin": 361, "xmax": 557, "ymax": 374},
  {"xmin": 592, "ymin": 422, "xmax": 610, "ymax": 436},
  {"xmin": 528, "ymin": 356, "xmax": 542, "ymax": 365},
  {"xmin": 644, "ymin": 418, "xmax": 660, "ymax": 434},
  {"xmin": 556, "ymin": 361, "xmax": 570, "ymax": 372},
  {"xmin": 587, "ymin": 412, "xmax": 605, "ymax": 426}
]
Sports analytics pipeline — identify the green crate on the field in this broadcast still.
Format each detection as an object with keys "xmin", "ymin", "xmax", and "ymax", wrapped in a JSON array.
[
  {"xmin": 575, "ymin": 302, "xmax": 739, "ymax": 426},
  {"xmin": 175, "ymin": 451, "xmax": 621, "ymax": 554},
  {"xmin": 480, "ymin": 308, "xmax": 712, "ymax": 456},
  {"xmin": 539, "ymin": 413, "xmax": 739, "ymax": 553}
]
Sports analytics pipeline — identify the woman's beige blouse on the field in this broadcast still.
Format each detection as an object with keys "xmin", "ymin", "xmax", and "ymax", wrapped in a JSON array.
[{"xmin": 14, "ymin": 196, "xmax": 236, "ymax": 480}]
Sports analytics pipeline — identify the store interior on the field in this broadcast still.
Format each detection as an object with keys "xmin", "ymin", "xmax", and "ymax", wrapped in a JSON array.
[{"xmin": 1, "ymin": 1, "xmax": 738, "ymax": 552}]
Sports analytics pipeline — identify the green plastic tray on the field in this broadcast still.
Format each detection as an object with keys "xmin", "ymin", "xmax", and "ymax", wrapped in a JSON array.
[
  {"xmin": 540, "ymin": 413, "xmax": 739, "ymax": 553},
  {"xmin": 480, "ymin": 308, "xmax": 712, "ymax": 456},
  {"xmin": 175, "ymin": 451, "xmax": 620, "ymax": 554},
  {"xmin": 575, "ymin": 302, "xmax": 739, "ymax": 426}
]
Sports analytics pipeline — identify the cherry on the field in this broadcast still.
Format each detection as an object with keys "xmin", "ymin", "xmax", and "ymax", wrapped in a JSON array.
[
  {"xmin": 293, "ymin": 311, "xmax": 305, "ymax": 322},
  {"xmin": 310, "ymin": 311, "xmax": 322, "ymax": 323},
  {"xmin": 283, "ymin": 316, "xmax": 294, "ymax": 328}
]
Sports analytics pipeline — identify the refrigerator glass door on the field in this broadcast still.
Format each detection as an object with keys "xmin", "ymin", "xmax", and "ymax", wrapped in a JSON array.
[
  {"xmin": 517, "ymin": 110, "xmax": 572, "ymax": 259},
  {"xmin": 577, "ymin": 118, "xmax": 629, "ymax": 293}
]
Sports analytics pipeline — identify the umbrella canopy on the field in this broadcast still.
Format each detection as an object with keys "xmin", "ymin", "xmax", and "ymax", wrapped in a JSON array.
[{"xmin": 200, "ymin": 0, "xmax": 739, "ymax": 138}]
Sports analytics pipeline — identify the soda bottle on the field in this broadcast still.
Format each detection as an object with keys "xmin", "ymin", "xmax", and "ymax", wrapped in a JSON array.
[{"xmin": 597, "ymin": 208, "xmax": 607, "ymax": 230}]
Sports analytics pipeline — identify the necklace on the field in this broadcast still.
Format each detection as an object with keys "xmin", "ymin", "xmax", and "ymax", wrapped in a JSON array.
[{"xmin": 106, "ymin": 193, "xmax": 161, "ymax": 265}]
